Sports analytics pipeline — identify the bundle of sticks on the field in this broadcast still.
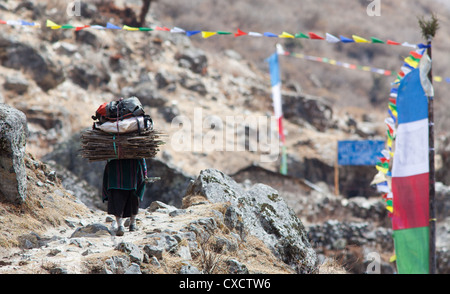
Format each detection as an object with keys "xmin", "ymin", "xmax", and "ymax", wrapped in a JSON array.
[{"xmin": 80, "ymin": 128, "xmax": 166, "ymax": 162}]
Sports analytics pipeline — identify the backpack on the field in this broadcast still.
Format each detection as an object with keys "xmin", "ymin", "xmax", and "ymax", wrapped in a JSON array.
[
  {"xmin": 92, "ymin": 97, "xmax": 153, "ymax": 134},
  {"xmin": 106, "ymin": 96, "xmax": 145, "ymax": 120},
  {"xmin": 92, "ymin": 97, "xmax": 145, "ymax": 123}
]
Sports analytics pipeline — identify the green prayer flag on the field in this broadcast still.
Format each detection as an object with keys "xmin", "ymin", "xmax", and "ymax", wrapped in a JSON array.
[
  {"xmin": 371, "ymin": 37, "xmax": 385, "ymax": 44},
  {"xmin": 295, "ymin": 32, "xmax": 309, "ymax": 39},
  {"xmin": 393, "ymin": 227, "xmax": 429, "ymax": 274},
  {"xmin": 280, "ymin": 146, "xmax": 288, "ymax": 175}
]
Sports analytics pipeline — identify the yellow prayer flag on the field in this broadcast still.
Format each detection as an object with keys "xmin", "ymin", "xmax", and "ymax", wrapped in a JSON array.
[
  {"xmin": 404, "ymin": 56, "xmax": 419, "ymax": 68},
  {"xmin": 352, "ymin": 35, "xmax": 369, "ymax": 43},
  {"xmin": 123, "ymin": 25, "xmax": 139, "ymax": 31},
  {"xmin": 386, "ymin": 206, "xmax": 393, "ymax": 213},
  {"xmin": 329, "ymin": 59, "xmax": 337, "ymax": 65},
  {"xmin": 434, "ymin": 76, "xmax": 443, "ymax": 82},
  {"xmin": 279, "ymin": 32, "xmax": 294, "ymax": 38},
  {"xmin": 389, "ymin": 255, "xmax": 397, "ymax": 262},
  {"xmin": 46, "ymin": 19, "xmax": 61, "ymax": 29},
  {"xmin": 387, "ymin": 137, "xmax": 393, "ymax": 148},
  {"xmin": 376, "ymin": 165, "xmax": 389, "ymax": 174},
  {"xmin": 201, "ymin": 31, "xmax": 217, "ymax": 38},
  {"xmin": 362, "ymin": 66, "xmax": 371, "ymax": 71}
]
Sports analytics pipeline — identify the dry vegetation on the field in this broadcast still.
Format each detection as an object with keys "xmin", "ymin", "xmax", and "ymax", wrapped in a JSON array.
[{"xmin": 0, "ymin": 154, "xmax": 89, "ymax": 248}]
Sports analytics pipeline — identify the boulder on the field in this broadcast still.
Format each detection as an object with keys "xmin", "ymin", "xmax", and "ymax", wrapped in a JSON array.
[
  {"xmin": 68, "ymin": 61, "xmax": 111, "ymax": 89},
  {"xmin": 175, "ymin": 48, "xmax": 208, "ymax": 74},
  {"xmin": 0, "ymin": 104, "xmax": 28, "ymax": 204},
  {"xmin": 184, "ymin": 168, "xmax": 318, "ymax": 273},
  {"xmin": 282, "ymin": 92, "xmax": 334, "ymax": 131},
  {"xmin": 3, "ymin": 74, "xmax": 29, "ymax": 94},
  {"xmin": 141, "ymin": 159, "xmax": 193, "ymax": 208},
  {"xmin": 0, "ymin": 34, "xmax": 64, "ymax": 91},
  {"xmin": 70, "ymin": 223, "xmax": 111, "ymax": 238}
]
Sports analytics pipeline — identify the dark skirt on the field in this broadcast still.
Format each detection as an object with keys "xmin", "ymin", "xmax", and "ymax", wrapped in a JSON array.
[{"xmin": 107, "ymin": 189, "xmax": 139, "ymax": 218}]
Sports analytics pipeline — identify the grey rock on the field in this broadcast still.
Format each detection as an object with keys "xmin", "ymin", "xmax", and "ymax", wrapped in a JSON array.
[
  {"xmin": 3, "ymin": 74, "xmax": 29, "ymax": 94},
  {"xmin": 159, "ymin": 104, "xmax": 180, "ymax": 123},
  {"xmin": 179, "ymin": 77, "xmax": 207, "ymax": 95},
  {"xmin": 68, "ymin": 61, "xmax": 110, "ymax": 89},
  {"xmin": 53, "ymin": 41, "xmax": 78, "ymax": 55},
  {"xmin": 116, "ymin": 242, "xmax": 144, "ymax": 264},
  {"xmin": 155, "ymin": 69, "xmax": 177, "ymax": 89},
  {"xmin": 144, "ymin": 232, "xmax": 179, "ymax": 257},
  {"xmin": 175, "ymin": 48, "xmax": 208, "ymax": 74},
  {"xmin": 227, "ymin": 259, "xmax": 249, "ymax": 274},
  {"xmin": 104, "ymin": 256, "xmax": 130, "ymax": 274},
  {"xmin": 124, "ymin": 263, "xmax": 142, "ymax": 274},
  {"xmin": 147, "ymin": 200, "xmax": 177, "ymax": 213},
  {"xmin": 282, "ymin": 92, "xmax": 334, "ymax": 131},
  {"xmin": 184, "ymin": 168, "xmax": 318, "ymax": 273},
  {"xmin": 70, "ymin": 223, "xmax": 111, "ymax": 238},
  {"xmin": 0, "ymin": 34, "xmax": 64, "ymax": 91},
  {"xmin": 0, "ymin": 104, "xmax": 28, "ymax": 204},
  {"xmin": 75, "ymin": 30, "xmax": 99, "ymax": 48},
  {"xmin": 169, "ymin": 209, "xmax": 187, "ymax": 217},
  {"xmin": 224, "ymin": 206, "xmax": 240, "ymax": 230},
  {"xmin": 49, "ymin": 267, "xmax": 68, "ymax": 274},
  {"xmin": 143, "ymin": 244, "xmax": 163, "ymax": 260},
  {"xmin": 122, "ymin": 81, "xmax": 168, "ymax": 107},
  {"xmin": 141, "ymin": 159, "xmax": 193, "ymax": 208},
  {"xmin": 179, "ymin": 264, "xmax": 201, "ymax": 274}
]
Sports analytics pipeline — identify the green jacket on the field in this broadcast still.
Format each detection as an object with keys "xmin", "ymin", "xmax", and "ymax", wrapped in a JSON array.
[{"xmin": 102, "ymin": 159, "xmax": 147, "ymax": 202}]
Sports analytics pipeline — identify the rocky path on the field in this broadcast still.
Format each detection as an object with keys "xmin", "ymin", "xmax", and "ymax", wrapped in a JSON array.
[
  {"xmin": 0, "ymin": 201, "xmax": 209, "ymax": 274},
  {"xmin": 0, "ymin": 198, "xmax": 297, "ymax": 274}
]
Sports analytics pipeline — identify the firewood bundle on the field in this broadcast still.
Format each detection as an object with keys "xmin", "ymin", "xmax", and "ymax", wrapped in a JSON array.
[{"xmin": 80, "ymin": 128, "xmax": 165, "ymax": 162}]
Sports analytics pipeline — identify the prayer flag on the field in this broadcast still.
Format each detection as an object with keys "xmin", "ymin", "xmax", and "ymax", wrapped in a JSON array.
[
  {"xmin": 391, "ymin": 66, "xmax": 430, "ymax": 274},
  {"xmin": 352, "ymin": 35, "xmax": 370, "ymax": 43},
  {"xmin": 308, "ymin": 32, "xmax": 324, "ymax": 40},
  {"xmin": 267, "ymin": 52, "xmax": 287, "ymax": 175}
]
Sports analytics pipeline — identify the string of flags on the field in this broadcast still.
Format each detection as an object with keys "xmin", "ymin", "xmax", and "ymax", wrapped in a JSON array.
[
  {"xmin": 278, "ymin": 49, "xmax": 395, "ymax": 77},
  {"xmin": 1, "ymin": 18, "xmax": 449, "ymax": 83},
  {"xmin": 42, "ymin": 19, "xmax": 422, "ymax": 49},
  {"xmin": 278, "ymin": 46, "xmax": 448, "ymax": 83}
]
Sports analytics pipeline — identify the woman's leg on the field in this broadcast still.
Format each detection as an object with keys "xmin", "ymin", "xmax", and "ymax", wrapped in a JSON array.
[
  {"xmin": 108, "ymin": 189, "xmax": 127, "ymax": 236},
  {"xmin": 129, "ymin": 214, "xmax": 137, "ymax": 231},
  {"xmin": 115, "ymin": 216, "xmax": 125, "ymax": 236}
]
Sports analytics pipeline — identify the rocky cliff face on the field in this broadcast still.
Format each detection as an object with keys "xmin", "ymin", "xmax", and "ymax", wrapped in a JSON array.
[
  {"xmin": 0, "ymin": 152, "xmax": 317, "ymax": 274},
  {"xmin": 0, "ymin": 104, "xmax": 28, "ymax": 204}
]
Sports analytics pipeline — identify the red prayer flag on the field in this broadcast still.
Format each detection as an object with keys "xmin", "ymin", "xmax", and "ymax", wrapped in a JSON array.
[
  {"xmin": 156, "ymin": 26, "xmax": 170, "ymax": 31},
  {"xmin": 234, "ymin": 28, "xmax": 247, "ymax": 37},
  {"xmin": 308, "ymin": 32, "xmax": 324, "ymax": 40},
  {"xmin": 387, "ymin": 40, "xmax": 401, "ymax": 45},
  {"xmin": 391, "ymin": 173, "xmax": 429, "ymax": 230},
  {"xmin": 75, "ymin": 25, "xmax": 90, "ymax": 31},
  {"xmin": 410, "ymin": 51, "xmax": 423, "ymax": 59}
]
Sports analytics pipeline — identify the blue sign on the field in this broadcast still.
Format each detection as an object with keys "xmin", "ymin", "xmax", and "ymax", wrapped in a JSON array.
[{"xmin": 338, "ymin": 140, "xmax": 385, "ymax": 166}]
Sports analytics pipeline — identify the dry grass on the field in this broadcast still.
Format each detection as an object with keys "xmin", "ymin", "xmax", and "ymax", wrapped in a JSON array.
[
  {"xmin": 0, "ymin": 154, "xmax": 89, "ymax": 248},
  {"xmin": 318, "ymin": 258, "xmax": 348, "ymax": 274}
]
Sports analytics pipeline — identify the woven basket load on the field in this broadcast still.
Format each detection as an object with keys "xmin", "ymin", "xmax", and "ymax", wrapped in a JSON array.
[{"xmin": 80, "ymin": 127, "xmax": 165, "ymax": 162}]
